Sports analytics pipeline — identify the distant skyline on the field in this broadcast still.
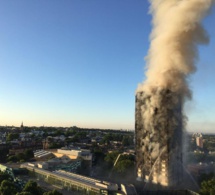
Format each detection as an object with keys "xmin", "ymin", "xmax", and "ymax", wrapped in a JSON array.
[{"xmin": 0, "ymin": 1, "xmax": 214, "ymax": 132}]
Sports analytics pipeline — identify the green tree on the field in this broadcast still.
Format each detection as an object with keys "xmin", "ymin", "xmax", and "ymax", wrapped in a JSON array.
[
  {"xmin": 105, "ymin": 151, "xmax": 120, "ymax": 167},
  {"xmin": 16, "ymin": 153, "xmax": 26, "ymax": 161},
  {"xmin": 200, "ymin": 178, "xmax": 215, "ymax": 195},
  {"xmin": 75, "ymin": 132, "xmax": 87, "ymax": 139},
  {"xmin": 100, "ymin": 133, "xmax": 114, "ymax": 145},
  {"xmin": 0, "ymin": 171, "xmax": 11, "ymax": 183},
  {"xmin": 7, "ymin": 155, "xmax": 18, "ymax": 163},
  {"xmin": 65, "ymin": 129, "xmax": 76, "ymax": 137},
  {"xmin": 49, "ymin": 142, "xmax": 64, "ymax": 149},
  {"xmin": 122, "ymin": 136, "xmax": 130, "ymax": 146},
  {"xmin": 114, "ymin": 159, "xmax": 134, "ymax": 173},
  {"xmin": 24, "ymin": 149, "xmax": 34, "ymax": 159},
  {"xmin": 0, "ymin": 180, "xmax": 17, "ymax": 195},
  {"xmin": 6, "ymin": 133, "xmax": 19, "ymax": 142},
  {"xmin": 22, "ymin": 180, "xmax": 43, "ymax": 195},
  {"xmin": 93, "ymin": 150, "xmax": 105, "ymax": 165},
  {"xmin": 199, "ymin": 173, "xmax": 214, "ymax": 184},
  {"xmin": 53, "ymin": 130, "xmax": 62, "ymax": 136},
  {"xmin": 120, "ymin": 154, "xmax": 135, "ymax": 161}
]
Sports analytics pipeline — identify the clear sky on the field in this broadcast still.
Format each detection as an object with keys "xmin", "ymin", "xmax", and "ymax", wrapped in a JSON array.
[{"xmin": 0, "ymin": 1, "xmax": 214, "ymax": 132}]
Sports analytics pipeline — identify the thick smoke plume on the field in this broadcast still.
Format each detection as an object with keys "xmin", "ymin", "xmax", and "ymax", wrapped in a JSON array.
[
  {"xmin": 138, "ymin": 0, "xmax": 214, "ymax": 95},
  {"xmin": 136, "ymin": 0, "xmax": 214, "ymax": 186}
]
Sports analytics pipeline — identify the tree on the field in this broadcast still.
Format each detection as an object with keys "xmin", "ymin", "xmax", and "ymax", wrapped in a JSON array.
[
  {"xmin": 75, "ymin": 132, "xmax": 87, "ymax": 140},
  {"xmin": 93, "ymin": 149, "xmax": 105, "ymax": 165},
  {"xmin": 49, "ymin": 142, "xmax": 64, "ymax": 149},
  {"xmin": 43, "ymin": 189, "xmax": 62, "ymax": 195},
  {"xmin": 22, "ymin": 180, "xmax": 43, "ymax": 195},
  {"xmin": 6, "ymin": 133, "xmax": 19, "ymax": 142},
  {"xmin": 7, "ymin": 155, "xmax": 18, "ymax": 163},
  {"xmin": 122, "ymin": 136, "xmax": 130, "ymax": 146},
  {"xmin": 0, "ymin": 171, "xmax": 11, "ymax": 183},
  {"xmin": 53, "ymin": 130, "xmax": 62, "ymax": 136},
  {"xmin": 105, "ymin": 151, "xmax": 120, "ymax": 167},
  {"xmin": 114, "ymin": 159, "xmax": 134, "ymax": 173},
  {"xmin": 122, "ymin": 135, "xmax": 134, "ymax": 146},
  {"xmin": 101, "ymin": 133, "xmax": 114, "ymax": 144},
  {"xmin": 24, "ymin": 149, "xmax": 34, "ymax": 159},
  {"xmin": 0, "ymin": 148, "xmax": 9, "ymax": 163},
  {"xmin": 199, "ymin": 173, "xmax": 214, "ymax": 184},
  {"xmin": 120, "ymin": 154, "xmax": 135, "ymax": 161},
  {"xmin": 0, "ymin": 180, "xmax": 17, "ymax": 195},
  {"xmin": 16, "ymin": 153, "xmax": 26, "ymax": 161},
  {"xmin": 200, "ymin": 178, "xmax": 215, "ymax": 195}
]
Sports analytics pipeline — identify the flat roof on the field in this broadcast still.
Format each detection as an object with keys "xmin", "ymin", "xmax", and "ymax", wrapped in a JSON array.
[{"xmin": 21, "ymin": 163, "xmax": 108, "ymax": 191}]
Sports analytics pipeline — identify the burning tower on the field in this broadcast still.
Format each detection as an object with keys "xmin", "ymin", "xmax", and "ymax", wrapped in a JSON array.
[
  {"xmin": 135, "ymin": 89, "xmax": 183, "ymax": 187},
  {"xmin": 135, "ymin": 0, "xmax": 214, "ymax": 188}
]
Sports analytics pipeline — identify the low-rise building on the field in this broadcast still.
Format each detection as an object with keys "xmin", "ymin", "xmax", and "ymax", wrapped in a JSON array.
[
  {"xmin": 21, "ymin": 163, "xmax": 137, "ymax": 195},
  {"xmin": 55, "ymin": 149, "xmax": 92, "ymax": 161}
]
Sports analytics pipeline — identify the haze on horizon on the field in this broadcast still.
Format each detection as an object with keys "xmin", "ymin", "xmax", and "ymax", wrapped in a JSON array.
[{"xmin": 0, "ymin": 1, "xmax": 214, "ymax": 133}]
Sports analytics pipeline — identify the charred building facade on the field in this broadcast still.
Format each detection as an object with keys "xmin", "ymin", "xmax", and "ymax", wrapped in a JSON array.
[{"xmin": 135, "ymin": 89, "xmax": 183, "ymax": 187}]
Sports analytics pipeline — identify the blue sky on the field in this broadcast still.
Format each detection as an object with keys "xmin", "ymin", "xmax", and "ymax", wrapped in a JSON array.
[{"xmin": 0, "ymin": 1, "xmax": 214, "ymax": 132}]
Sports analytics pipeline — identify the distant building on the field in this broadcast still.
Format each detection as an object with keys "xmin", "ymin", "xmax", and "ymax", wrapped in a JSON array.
[
  {"xmin": 34, "ymin": 150, "xmax": 53, "ymax": 159},
  {"xmin": 196, "ymin": 136, "xmax": 203, "ymax": 148},
  {"xmin": 56, "ymin": 149, "xmax": 92, "ymax": 161},
  {"xmin": 20, "ymin": 122, "xmax": 24, "ymax": 131}
]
